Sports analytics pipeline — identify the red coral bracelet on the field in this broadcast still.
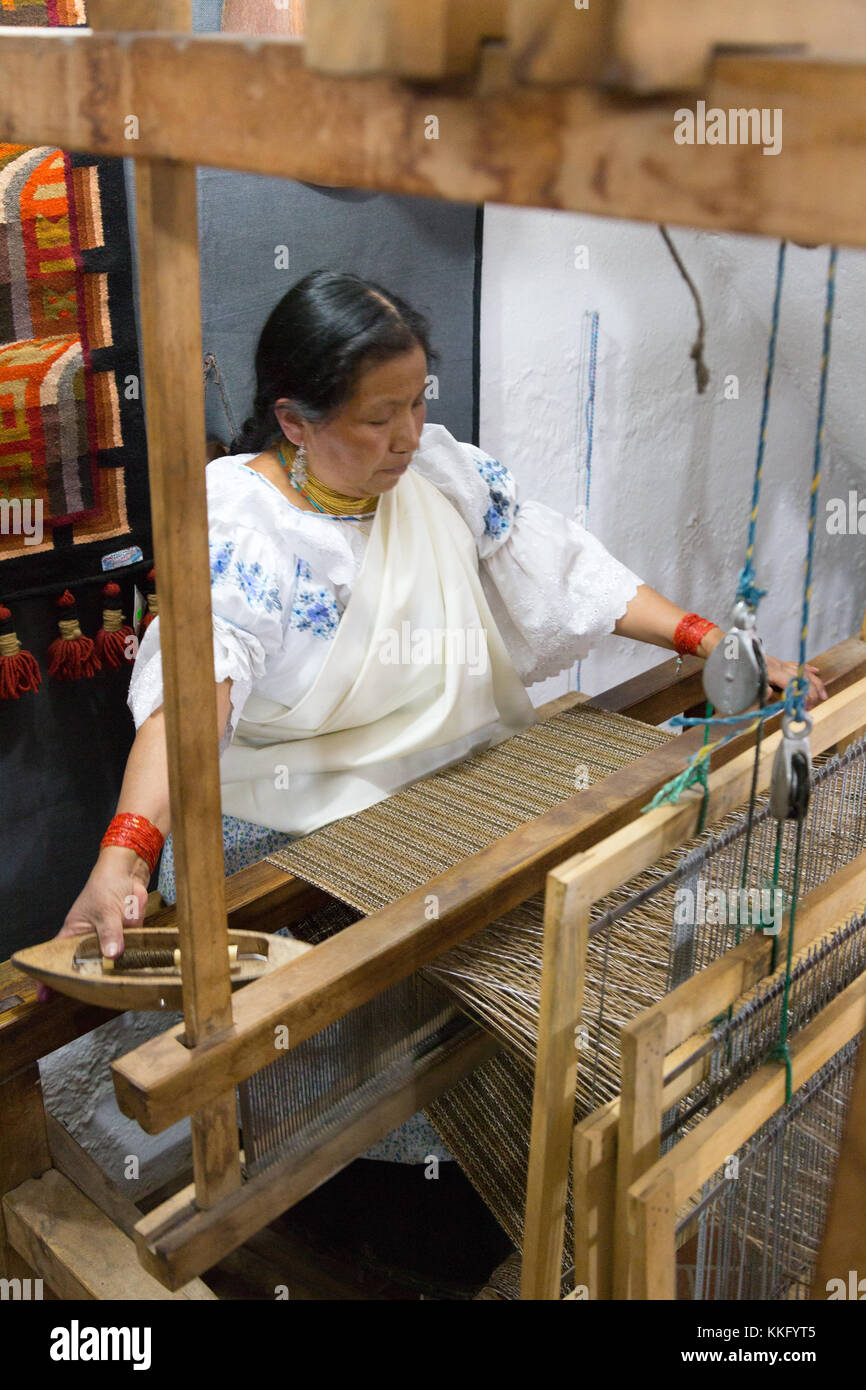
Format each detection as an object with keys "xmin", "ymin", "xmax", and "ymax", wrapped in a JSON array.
[
  {"xmin": 673, "ymin": 613, "xmax": 718, "ymax": 657},
  {"xmin": 100, "ymin": 813, "xmax": 164, "ymax": 875}
]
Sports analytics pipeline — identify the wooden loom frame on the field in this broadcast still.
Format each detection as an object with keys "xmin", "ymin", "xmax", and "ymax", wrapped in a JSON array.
[
  {"xmin": 571, "ymin": 783, "xmax": 866, "ymax": 1300},
  {"xmin": 1, "ymin": 0, "xmax": 866, "ymax": 1300},
  {"xmin": 626, "ymin": 970, "xmax": 866, "ymax": 1301}
]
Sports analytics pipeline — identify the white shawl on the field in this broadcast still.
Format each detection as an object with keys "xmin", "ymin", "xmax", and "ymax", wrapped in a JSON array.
[{"xmin": 219, "ymin": 467, "xmax": 536, "ymax": 833}]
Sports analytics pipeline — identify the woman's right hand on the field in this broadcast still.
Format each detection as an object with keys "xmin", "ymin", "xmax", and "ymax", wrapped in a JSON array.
[{"xmin": 37, "ymin": 847, "xmax": 151, "ymax": 1003}]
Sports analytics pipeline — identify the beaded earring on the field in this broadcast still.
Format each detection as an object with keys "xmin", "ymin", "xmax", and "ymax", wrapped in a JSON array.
[{"xmin": 290, "ymin": 443, "xmax": 308, "ymax": 488}]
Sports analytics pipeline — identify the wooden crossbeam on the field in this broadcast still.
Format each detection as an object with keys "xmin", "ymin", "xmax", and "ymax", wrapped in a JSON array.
[
  {"xmin": 304, "ymin": 0, "xmax": 507, "ymax": 79},
  {"xmin": 0, "ymin": 32, "xmax": 864, "ymax": 247},
  {"xmin": 611, "ymin": 0, "xmax": 866, "ymax": 93},
  {"xmin": 300, "ymin": 0, "xmax": 866, "ymax": 88}
]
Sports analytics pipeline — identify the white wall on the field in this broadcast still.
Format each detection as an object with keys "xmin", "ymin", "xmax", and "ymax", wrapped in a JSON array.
[{"xmin": 479, "ymin": 206, "xmax": 866, "ymax": 708}]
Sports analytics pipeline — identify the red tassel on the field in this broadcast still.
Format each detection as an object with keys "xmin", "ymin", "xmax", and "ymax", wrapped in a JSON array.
[
  {"xmin": 47, "ymin": 589, "xmax": 101, "ymax": 681},
  {"xmin": 140, "ymin": 567, "xmax": 158, "ymax": 634},
  {"xmin": 0, "ymin": 603, "xmax": 42, "ymax": 700},
  {"xmin": 95, "ymin": 581, "xmax": 135, "ymax": 669}
]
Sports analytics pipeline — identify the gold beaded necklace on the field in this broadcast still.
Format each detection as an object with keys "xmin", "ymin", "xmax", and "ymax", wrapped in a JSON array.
[{"xmin": 277, "ymin": 442, "xmax": 379, "ymax": 517}]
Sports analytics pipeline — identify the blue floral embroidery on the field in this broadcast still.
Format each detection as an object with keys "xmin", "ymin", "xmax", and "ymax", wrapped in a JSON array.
[
  {"xmin": 474, "ymin": 453, "xmax": 516, "ymax": 540},
  {"xmin": 288, "ymin": 558, "xmax": 340, "ymax": 639},
  {"xmin": 209, "ymin": 541, "xmax": 283, "ymax": 615}
]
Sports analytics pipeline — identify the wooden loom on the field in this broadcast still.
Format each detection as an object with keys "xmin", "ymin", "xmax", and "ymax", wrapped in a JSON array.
[{"xmin": 1, "ymin": 0, "xmax": 866, "ymax": 1301}]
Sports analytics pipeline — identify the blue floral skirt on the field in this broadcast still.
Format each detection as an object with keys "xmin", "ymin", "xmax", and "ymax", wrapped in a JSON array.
[{"xmin": 158, "ymin": 815, "xmax": 452, "ymax": 1164}]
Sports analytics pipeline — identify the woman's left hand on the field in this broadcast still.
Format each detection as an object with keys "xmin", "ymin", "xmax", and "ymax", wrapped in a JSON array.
[{"xmin": 764, "ymin": 654, "xmax": 827, "ymax": 710}]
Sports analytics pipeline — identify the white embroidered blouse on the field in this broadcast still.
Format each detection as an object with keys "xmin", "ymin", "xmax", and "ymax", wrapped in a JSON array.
[{"xmin": 128, "ymin": 423, "xmax": 643, "ymax": 747}]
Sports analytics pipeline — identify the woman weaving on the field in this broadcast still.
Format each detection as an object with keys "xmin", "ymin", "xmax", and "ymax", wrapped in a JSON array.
[{"xmin": 61, "ymin": 268, "xmax": 825, "ymax": 957}]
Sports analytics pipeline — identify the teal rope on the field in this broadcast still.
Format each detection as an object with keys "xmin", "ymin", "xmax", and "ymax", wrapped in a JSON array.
[
  {"xmin": 768, "ymin": 248, "xmax": 837, "ymax": 1102},
  {"xmin": 642, "ymin": 701, "xmax": 714, "ymax": 819},
  {"xmin": 736, "ymin": 239, "xmax": 787, "ymax": 612}
]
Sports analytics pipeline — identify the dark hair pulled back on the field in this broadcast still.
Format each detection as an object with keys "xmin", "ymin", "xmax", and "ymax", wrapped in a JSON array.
[{"xmin": 230, "ymin": 269, "xmax": 438, "ymax": 456}]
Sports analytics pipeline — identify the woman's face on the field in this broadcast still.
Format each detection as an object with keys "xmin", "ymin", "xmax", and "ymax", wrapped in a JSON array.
[{"xmin": 274, "ymin": 344, "xmax": 428, "ymax": 498}]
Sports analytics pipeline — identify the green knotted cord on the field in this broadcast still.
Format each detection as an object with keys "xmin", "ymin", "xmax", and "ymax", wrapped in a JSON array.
[{"xmin": 769, "ymin": 814, "xmax": 805, "ymax": 1104}]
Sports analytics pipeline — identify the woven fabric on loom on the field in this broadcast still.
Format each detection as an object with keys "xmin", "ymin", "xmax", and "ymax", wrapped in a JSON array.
[{"xmin": 268, "ymin": 702, "xmax": 672, "ymax": 908}]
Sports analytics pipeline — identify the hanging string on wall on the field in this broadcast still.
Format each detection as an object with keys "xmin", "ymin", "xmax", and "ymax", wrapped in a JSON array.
[
  {"xmin": 575, "ymin": 309, "xmax": 599, "ymax": 694},
  {"xmin": 659, "ymin": 224, "xmax": 710, "ymax": 395},
  {"xmin": 204, "ymin": 350, "xmax": 238, "ymax": 455}
]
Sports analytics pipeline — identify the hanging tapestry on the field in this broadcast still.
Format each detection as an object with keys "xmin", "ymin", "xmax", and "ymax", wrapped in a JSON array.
[{"xmin": 0, "ymin": 1, "xmax": 150, "ymax": 590}]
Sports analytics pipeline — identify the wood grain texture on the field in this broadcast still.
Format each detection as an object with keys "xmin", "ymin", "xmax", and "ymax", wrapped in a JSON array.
[
  {"xmin": 304, "ymin": 0, "xmax": 505, "ymax": 78},
  {"xmin": 626, "ymin": 971, "xmax": 866, "ymax": 1299},
  {"xmin": 633, "ymin": 971, "xmax": 866, "ymax": 1213},
  {"xmin": 509, "ymin": 0, "xmax": 609, "ymax": 84},
  {"xmin": 812, "ymin": 1040, "xmax": 866, "ymax": 1296},
  {"xmin": 612, "ymin": 0, "xmax": 866, "ymax": 93},
  {"xmin": 0, "ymin": 1066, "xmax": 51, "ymax": 1278},
  {"xmin": 574, "ymin": 846, "xmax": 866, "ymax": 1298},
  {"xmin": 45, "ymin": 1114, "xmax": 215, "ymax": 1299},
  {"xmin": 521, "ymin": 879, "xmax": 587, "ymax": 1299},
  {"xmin": 3, "ymin": 1169, "xmax": 204, "ymax": 1300},
  {"xmin": 13, "ymin": 929, "xmax": 310, "ymax": 1013},
  {"xmin": 614, "ymin": 1010, "xmax": 667, "ymax": 1297},
  {"xmin": 555, "ymin": 676, "xmax": 866, "ymax": 909},
  {"xmin": 93, "ymin": 0, "xmax": 241, "ymax": 1208},
  {"xmin": 0, "ymin": 34, "xmax": 865, "ymax": 246}
]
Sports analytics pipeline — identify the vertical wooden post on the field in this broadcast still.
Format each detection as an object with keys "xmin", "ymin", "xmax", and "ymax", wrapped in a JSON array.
[
  {"xmin": 90, "ymin": 0, "xmax": 241, "ymax": 1207},
  {"xmin": 614, "ymin": 1011, "xmax": 667, "ymax": 1296},
  {"xmin": 0, "ymin": 1067, "xmax": 51, "ymax": 1277},
  {"xmin": 627, "ymin": 1169, "xmax": 676, "ymax": 1301},
  {"xmin": 521, "ymin": 873, "xmax": 588, "ymax": 1299},
  {"xmin": 572, "ymin": 1105, "xmax": 617, "ymax": 1299},
  {"xmin": 812, "ymin": 1042, "xmax": 866, "ymax": 1296}
]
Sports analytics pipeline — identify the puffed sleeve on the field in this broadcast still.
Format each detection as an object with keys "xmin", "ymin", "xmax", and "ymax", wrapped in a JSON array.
[
  {"xmin": 127, "ymin": 521, "xmax": 289, "ymax": 753},
  {"xmin": 413, "ymin": 423, "xmax": 644, "ymax": 685}
]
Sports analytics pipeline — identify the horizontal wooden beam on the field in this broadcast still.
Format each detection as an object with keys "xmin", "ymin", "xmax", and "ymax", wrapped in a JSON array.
[
  {"xmin": 0, "ymin": 32, "xmax": 864, "ymax": 246},
  {"xmin": 592, "ymin": 654, "xmax": 705, "ymax": 724},
  {"xmin": 611, "ymin": 0, "xmax": 866, "ymax": 94}
]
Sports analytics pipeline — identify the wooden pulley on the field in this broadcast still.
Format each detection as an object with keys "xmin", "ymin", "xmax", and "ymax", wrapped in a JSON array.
[{"xmin": 12, "ymin": 927, "xmax": 311, "ymax": 1012}]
